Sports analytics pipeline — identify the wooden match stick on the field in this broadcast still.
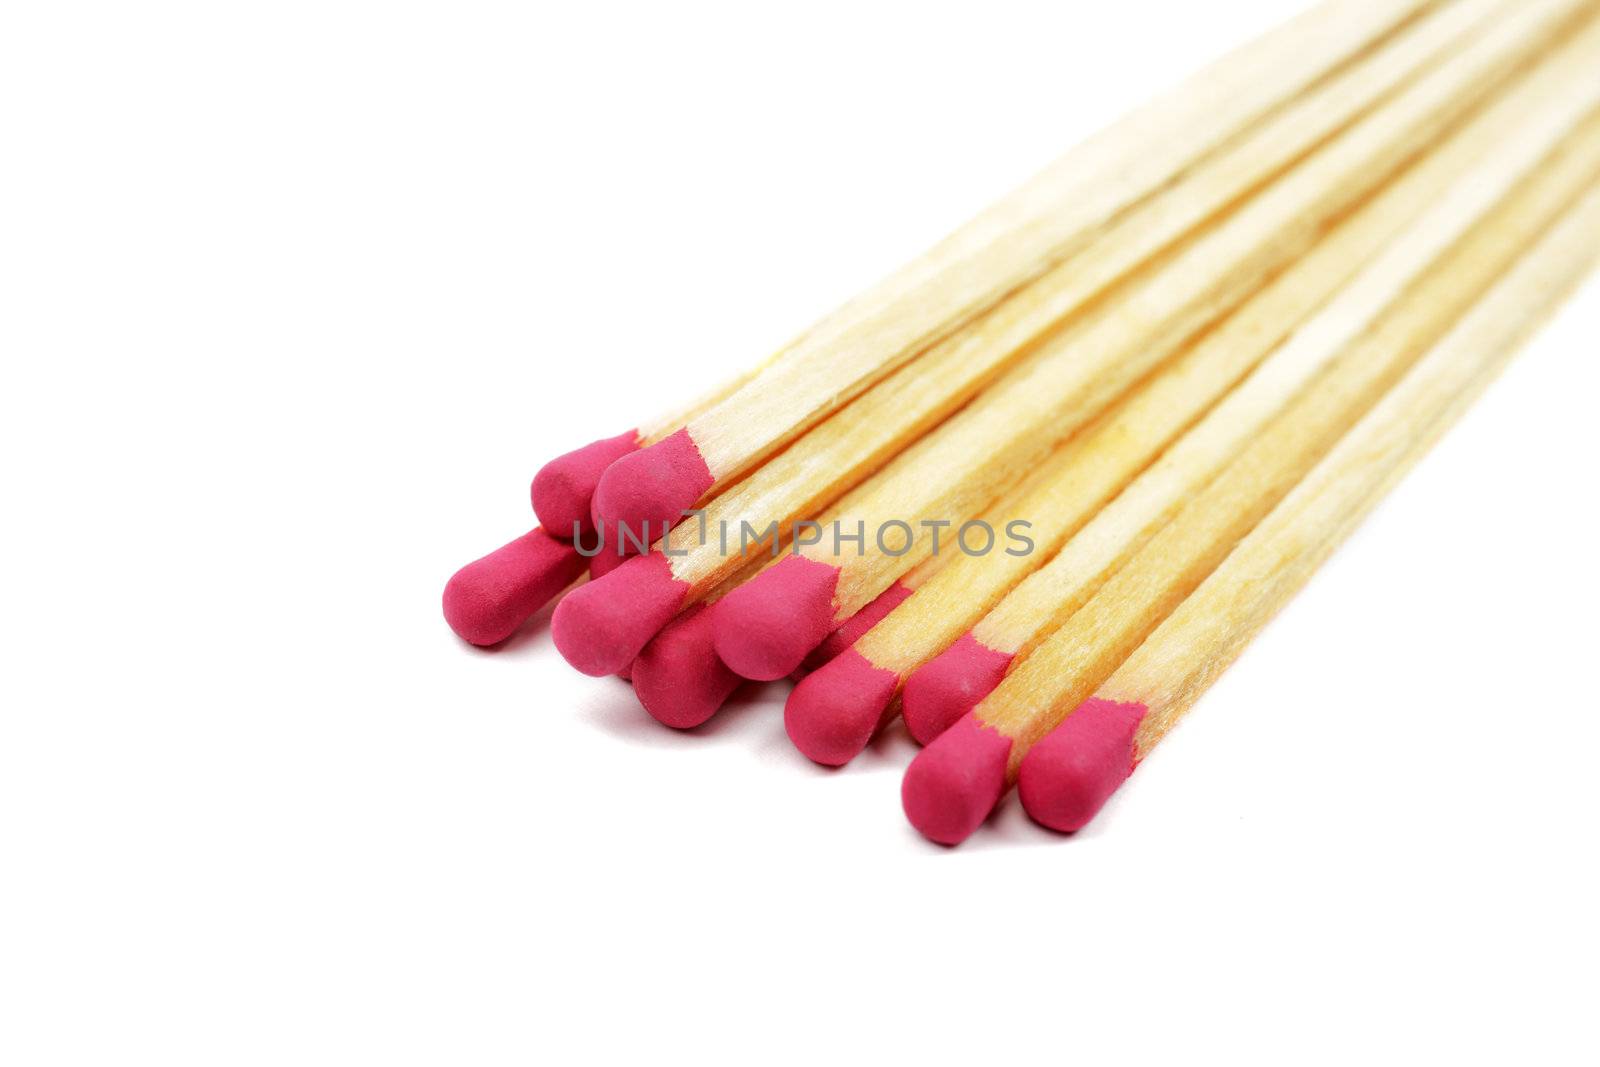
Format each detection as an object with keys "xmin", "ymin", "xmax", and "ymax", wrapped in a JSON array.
[
  {"xmin": 709, "ymin": 0, "xmax": 1588, "ymax": 684},
  {"xmin": 584, "ymin": 0, "xmax": 1457, "ymax": 541},
  {"xmin": 1021, "ymin": 181, "xmax": 1600, "ymax": 834},
  {"xmin": 546, "ymin": 0, "xmax": 1567, "ymax": 677},
  {"xmin": 900, "ymin": 110, "xmax": 1600, "ymax": 844},
  {"xmin": 899, "ymin": 29, "xmax": 1600, "ymax": 746},
  {"xmin": 781, "ymin": 23, "xmax": 1600, "ymax": 763}
]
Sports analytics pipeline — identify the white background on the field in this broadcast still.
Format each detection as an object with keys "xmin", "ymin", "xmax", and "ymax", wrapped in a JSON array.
[{"xmin": 4, "ymin": 1, "xmax": 1598, "ymax": 1063}]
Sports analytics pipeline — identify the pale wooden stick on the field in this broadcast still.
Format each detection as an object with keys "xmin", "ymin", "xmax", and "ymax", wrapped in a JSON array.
[
  {"xmin": 783, "ymin": 24, "xmax": 1600, "ymax": 760},
  {"xmin": 707, "ymin": 0, "xmax": 1591, "ymax": 683},
  {"xmin": 898, "ymin": 108, "xmax": 1600, "ymax": 844},
  {"xmin": 588, "ymin": 0, "xmax": 1467, "ymax": 534},
  {"xmin": 1021, "ymin": 181, "xmax": 1600, "ymax": 833}
]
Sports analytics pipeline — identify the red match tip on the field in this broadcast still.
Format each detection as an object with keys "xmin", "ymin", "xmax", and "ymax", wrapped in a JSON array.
[
  {"xmin": 800, "ymin": 580, "xmax": 914, "ymax": 673},
  {"xmin": 1018, "ymin": 699, "xmax": 1147, "ymax": 833},
  {"xmin": 632, "ymin": 604, "xmax": 743, "ymax": 729},
  {"xmin": 551, "ymin": 552, "xmax": 689, "ymax": 677},
  {"xmin": 530, "ymin": 429, "xmax": 640, "ymax": 539},
  {"xmin": 443, "ymin": 528, "xmax": 587, "ymax": 646},
  {"xmin": 590, "ymin": 428, "xmax": 714, "ymax": 549},
  {"xmin": 712, "ymin": 555, "xmax": 842, "ymax": 681},
  {"xmin": 587, "ymin": 543, "xmax": 629, "ymax": 581},
  {"xmin": 901, "ymin": 713, "xmax": 1013, "ymax": 845},
  {"xmin": 901, "ymin": 632, "xmax": 1016, "ymax": 745},
  {"xmin": 784, "ymin": 649, "xmax": 900, "ymax": 766}
]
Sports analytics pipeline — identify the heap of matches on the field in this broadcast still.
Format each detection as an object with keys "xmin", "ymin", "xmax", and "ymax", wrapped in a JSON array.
[{"xmin": 444, "ymin": 0, "xmax": 1600, "ymax": 845}]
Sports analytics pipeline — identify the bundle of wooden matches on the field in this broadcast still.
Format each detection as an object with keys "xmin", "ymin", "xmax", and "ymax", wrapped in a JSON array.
[{"xmin": 444, "ymin": 0, "xmax": 1600, "ymax": 844}]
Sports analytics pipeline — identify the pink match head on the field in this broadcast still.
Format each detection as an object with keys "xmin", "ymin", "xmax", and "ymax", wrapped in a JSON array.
[
  {"xmin": 551, "ymin": 552, "xmax": 689, "ymax": 677},
  {"xmin": 442, "ymin": 527, "xmax": 587, "ymax": 646},
  {"xmin": 784, "ymin": 649, "xmax": 900, "ymax": 766},
  {"xmin": 901, "ymin": 632, "xmax": 1016, "ymax": 746},
  {"xmin": 1018, "ymin": 699, "xmax": 1147, "ymax": 833},
  {"xmin": 587, "ymin": 542, "xmax": 629, "ymax": 581},
  {"xmin": 632, "ymin": 604, "xmax": 743, "ymax": 730},
  {"xmin": 711, "ymin": 555, "xmax": 842, "ymax": 681},
  {"xmin": 590, "ymin": 428, "xmax": 714, "ymax": 548},
  {"xmin": 530, "ymin": 429, "xmax": 640, "ymax": 539},
  {"xmin": 900, "ymin": 713, "xmax": 1013, "ymax": 845},
  {"xmin": 800, "ymin": 580, "xmax": 914, "ymax": 673}
]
